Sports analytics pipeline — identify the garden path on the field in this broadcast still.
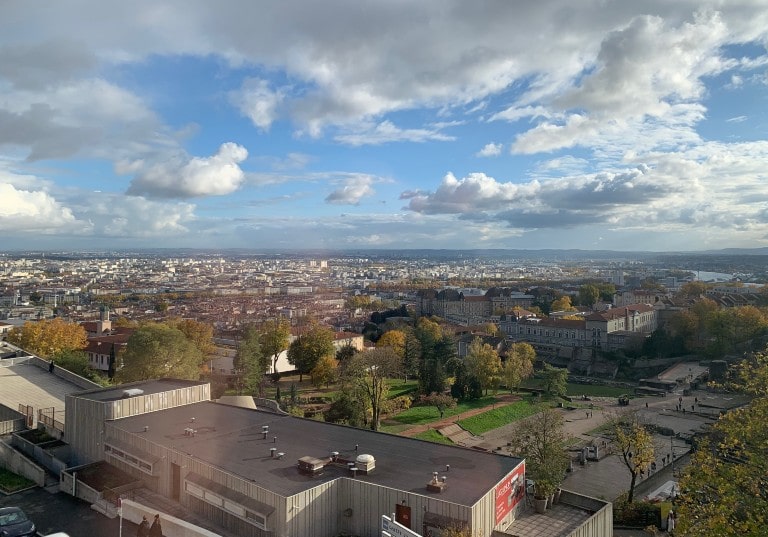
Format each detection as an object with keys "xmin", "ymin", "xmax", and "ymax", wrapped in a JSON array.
[{"xmin": 397, "ymin": 393, "xmax": 521, "ymax": 437}]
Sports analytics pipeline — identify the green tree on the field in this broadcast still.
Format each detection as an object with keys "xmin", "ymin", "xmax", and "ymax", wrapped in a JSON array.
[
  {"xmin": 7, "ymin": 318, "xmax": 87, "ymax": 359},
  {"xmin": 420, "ymin": 392, "xmax": 457, "ymax": 418},
  {"xmin": 287, "ymin": 324, "xmax": 335, "ymax": 381},
  {"xmin": 509, "ymin": 409, "xmax": 570, "ymax": 498},
  {"xmin": 465, "ymin": 337, "xmax": 502, "ymax": 395},
  {"xmin": 260, "ymin": 318, "xmax": 291, "ymax": 374},
  {"xmin": 341, "ymin": 348, "xmax": 402, "ymax": 431},
  {"xmin": 55, "ymin": 349, "xmax": 110, "ymax": 386},
  {"xmin": 578, "ymin": 284, "xmax": 600, "ymax": 307},
  {"xmin": 117, "ymin": 324, "xmax": 203, "ymax": 382},
  {"xmin": 234, "ymin": 325, "xmax": 267, "ymax": 395},
  {"xmin": 612, "ymin": 412, "xmax": 655, "ymax": 503},
  {"xmin": 503, "ymin": 342, "xmax": 536, "ymax": 392},
  {"xmin": 540, "ymin": 363, "xmax": 568, "ymax": 397}
]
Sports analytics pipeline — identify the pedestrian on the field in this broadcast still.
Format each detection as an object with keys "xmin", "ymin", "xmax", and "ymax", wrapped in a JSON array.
[
  {"xmin": 585, "ymin": 411, "xmax": 589, "ymax": 419},
  {"xmin": 149, "ymin": 514, "xmax": 163, "ymax": 537},
  {"xmin": 645, "ymin": 402, "xmax": 648, "ymax": 408},
  {"xmin": 137, "ymin": 516, "xmax": 150, "ymax": 537},
  {"xmin": 48, "ymin": 360, "xmax": 55, "ymax": 373},
  {"xmin": 691, "ymin": 404, "xmax": 695, "ymax": 411},
  {"xmin": 667, "ymin": 510, "xmax": 676, "ymax": 531}
]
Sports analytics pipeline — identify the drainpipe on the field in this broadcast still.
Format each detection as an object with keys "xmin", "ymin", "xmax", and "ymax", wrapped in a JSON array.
[{"xmin": 72, "ymin": 471, "xmax": 76, "ymax": 496}]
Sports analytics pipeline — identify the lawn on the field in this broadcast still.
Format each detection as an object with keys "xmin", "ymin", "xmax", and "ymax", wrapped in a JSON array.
[
  {"xmin": 0, "ymin": 467, "xmax": 35, "ymax": 493},
  {"xmin": 412, "ymin": 429, "xmax": 454, "ymax": 445},
  {"xmin": 457, "ymin": 400, "xmax": 543, "ymax": 435},
  {"xmin": 387, "ymin": 379, "xmax": 419, "ymax": 398},
  {"xmin": 387, "ymin": 396, "xmax": 499, "ymax": 426}
]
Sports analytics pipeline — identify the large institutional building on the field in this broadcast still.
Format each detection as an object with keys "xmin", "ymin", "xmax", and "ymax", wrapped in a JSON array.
[{"xmin": 66, "ymin": 379, "xmax": 526, "ymax": 537}]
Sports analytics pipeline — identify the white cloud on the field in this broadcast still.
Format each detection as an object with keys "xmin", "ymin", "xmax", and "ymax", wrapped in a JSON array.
[
  {"xmin": 126, "ymin": 142, "xmax": 248, "ymax": 198},
  {"xmin": 0, "ymin": 182, "xmax": 86, "ymax": 233},
  {"xmin": 325, "ymin": 175, "xmax": 376, "ymax": 205},
  {"xmin": 231, "ymin": 78, "xmax": 285, "ymax": 130},
  {"xmin": 334, "ymin": 121, "xmax": 455, "ymax": 146},
  {"xmin": 476, "ymin": 142, "xmax": 503, "ymax": 157},
  {"xmin": 85, "ymin": 195, "xmax": 196, "ymax": 237}
]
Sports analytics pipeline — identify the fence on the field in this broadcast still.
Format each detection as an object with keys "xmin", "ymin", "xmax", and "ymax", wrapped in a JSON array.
[
  {"xmin": 38, "ymin": 407, "xmax": 65, "ymax": 433},
  {"xmin": 18, "ymin": 404, "xmax": 34, "ymax": 427}
]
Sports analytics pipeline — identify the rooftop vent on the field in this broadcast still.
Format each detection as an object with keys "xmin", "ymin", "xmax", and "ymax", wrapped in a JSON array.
[
  {"xmin": 427, "ymin": 471, "xmax": 447, "ymax": 493},
  {"xmin": 355, "ymin": 453, "xmax": 375, "ymax": 474},
  {"xmin": 122, "ymin": 388, "xmax": 144, "ymax": 398},
  {"xmin": 297, "ymin": 456, "xmax": 326, "ymax": 475}
]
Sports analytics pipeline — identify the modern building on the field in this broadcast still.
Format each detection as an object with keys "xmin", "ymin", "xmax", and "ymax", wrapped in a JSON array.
[{"xmin": 64, "ymin": 380, "xmax": 534, "ymax": 537}]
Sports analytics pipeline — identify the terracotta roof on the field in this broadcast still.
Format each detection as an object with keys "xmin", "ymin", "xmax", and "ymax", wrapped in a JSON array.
[{"xmin": 585, "ymin": 303, "xmax": 655, "ymax": 321}]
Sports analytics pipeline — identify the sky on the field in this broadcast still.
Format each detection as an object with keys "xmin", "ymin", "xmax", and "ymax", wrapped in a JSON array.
[{"xmin": 1, "ymin": 1, "xmax": 768, "ymax": 252}]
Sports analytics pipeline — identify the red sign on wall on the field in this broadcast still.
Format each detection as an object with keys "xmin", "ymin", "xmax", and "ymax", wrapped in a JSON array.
[{"xmin": 495, "ymin": 461, "xmax": 525, "ymax": 525}]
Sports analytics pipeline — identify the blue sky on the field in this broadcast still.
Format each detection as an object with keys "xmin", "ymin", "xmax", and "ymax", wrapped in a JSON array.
[{"xmin": 1, "ymin": 1, "xmax": 767, "ymax": 251}]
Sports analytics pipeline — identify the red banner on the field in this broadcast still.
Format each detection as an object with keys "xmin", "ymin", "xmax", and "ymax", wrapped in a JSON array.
[{"xmin": 495, "ymin": 461, "xmax": 525, "ymax": 525}]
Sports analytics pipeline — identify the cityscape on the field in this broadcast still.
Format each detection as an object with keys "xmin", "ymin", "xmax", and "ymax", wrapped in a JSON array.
[{"xmin": 2, "ymin": 1, "xmax": 768, "ymax": 537}]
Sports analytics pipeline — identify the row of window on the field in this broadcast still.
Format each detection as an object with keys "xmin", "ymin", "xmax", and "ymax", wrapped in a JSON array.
[
  {"xmin": 185, "ymin": 481, "xmax": 267, "ymax": 530},
  {"xmin": 104, "ymin": 444, "xmax": 153, "ymax": 475}
]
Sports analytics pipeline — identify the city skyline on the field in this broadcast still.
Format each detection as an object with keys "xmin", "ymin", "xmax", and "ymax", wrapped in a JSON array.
[{"xmin": 1, "ymin": 2, "xmax": 767, "ymax": 252}]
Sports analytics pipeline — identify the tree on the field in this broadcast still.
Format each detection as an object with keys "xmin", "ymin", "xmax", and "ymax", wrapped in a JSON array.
[
  {"xmin": 578, "ymin": 284, "xmax": 600, "ymax": 307},
  {"xmin": 377, "ymin": 329, "xmax": 406, "ymax": 358},
  {"xmin": 464, "ymin": 338, "xmax": 502, "ymax": 395},
  {"xmin": 503, "ymin": 342, "xmax": 536, "ymax": 392},
  {"xmin": 117, "ymin": 324, "xmax": 203, "ymax": 382},
  {"xmin": 54, "ymin": 349, "xmax": 110, "ymax": 386},
  {"xmin": 550, "ymin": 295, "xmax": 575, "ymax": 312},
  {"xmin": 678, "ymin": 281, "xmax": 709, "ymax": 298},
  {"xmin": 7, "ymin": 318, "xmax": 87, "ymax": 359},
  {"xmin": 310, "ymin": 354, "xmax": 338, "ymax": 388},
  {"xmin": 612, "ymin": 412, "xmax": 655, "ymax": 503},
  {"xmin": 509, "ymin": 409, "xmax": 570, "ymax": 498},
  {"xmin": 233, "ymin": 325, "xmax": 267, "ymax": 395},
  {"xmin": 335, "ymin": 343, "xmax": 357, "ymax": 362},
  {"xmin": 287, "ymin": 324, "xmax": 335, "ymax": 381},
  {"xmin": 420, "ymin": 392, "xmax": 457, "ymax": 418},
  {"xmin": 676, "ymin": 397, "xmax": 768, "ymax": 536},
  {"xmin": 324, "ymin": 392, "xmax": 366, "ymax": 427},
  {"xmin": 540, "ymin": 363, "xmax": 568, "ymax": 397},
  {"xmin": 341, "ymin": 348, "xmax": 402, "ymax": 431},
  {"xmin": 167, "ymin": 318, "xmax": 215, "ymax": 356},
  {"xmin": 260, "ymin": 318, "xmax": 291, "ymax": 374}
]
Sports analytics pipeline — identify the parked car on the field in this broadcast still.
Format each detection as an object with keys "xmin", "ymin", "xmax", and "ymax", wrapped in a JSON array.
[{"xmin": 0, "ymin": 507, "xmax": 36, "ymax": 537}]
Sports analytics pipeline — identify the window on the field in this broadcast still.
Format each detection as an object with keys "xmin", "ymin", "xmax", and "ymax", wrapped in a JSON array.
[{"xmin": 246, "ymin": 511, "xmax": 267, "ymax": 529}]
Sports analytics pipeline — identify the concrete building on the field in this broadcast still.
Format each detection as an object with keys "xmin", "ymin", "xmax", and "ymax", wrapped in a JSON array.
[{"xmin": 65, "ymin": 380, "xmax": 532, "ymax": 537}]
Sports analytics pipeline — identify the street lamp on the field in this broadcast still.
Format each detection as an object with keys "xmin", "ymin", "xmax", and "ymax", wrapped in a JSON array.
[{"xmin": 670, "ymin": 437, "xmax": 674, "ymax": 477}]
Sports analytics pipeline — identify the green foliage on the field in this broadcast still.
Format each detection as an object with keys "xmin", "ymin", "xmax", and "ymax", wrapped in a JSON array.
[
  {"xmin": 324, "ymin": 391, "xmax": 366, "ymax": 427},
  {"xmin": 287, "ymin": 324, "xmax": 335, "ymax": 381},
  {"xmin": 389, "ymin": 396, "xmax": 497, "ymax": 426},
  {"xmin": 260, "ymin": 318, "xmax": 291, "ymax": 373},
  {"xmin": 612, "ymin": 412, "xmax": 655, "ymax": 503},
  {"xmin": 613, "ymin": 494, "xmax": 662, "ymax": 527},
  {"xmin": 54, "ymin": 349, "xmax": 110, "ymax": 386},
  {"xmin": 0, "ymin": 467, "xmax": 35, "ymax": 493},
  {"xmin": 676, "ymin": 348, "xmax": 768, "ymax": 536},
  {"xmin": 310, "ymin": 354, "xmax": 338, "ymax": 388},
  {"xmin": 234, "ymin": 325, "xmax": 267, "ymax": 395},
  {"xmin": 508, "ymin": 408, "xmax": 570, "ymax": 497},
  {"xmin": 465, "ymin": 337, "xmax": 502, "ymax": 395},
  {"xmin": 540, "ymin": 363, "xmax": 568, "ymax": 397},
  {"xmin": 503, "ymin": 342, "xmax": 536, "ymax": 391},
  {"xmin": 117, "ymin": 323, "xmax": 204, "ymax": 382},
  {"xmin": 413, "ymin": 429, "xmax": 454, "ymax": 445},
  {"xmin": 458, "ymin": 400, "xmax": 542, "ymax": 435},
  {"xmin": 578, "ymin": 284, "xmax": 600, "ymax": 307},
  {"xmin": 420, "ymin": 392, "xmax": 457, "ymax": 418},
  {"xmin": 340, "ymin": 348, "xmax": 401, "ymax": 430}
]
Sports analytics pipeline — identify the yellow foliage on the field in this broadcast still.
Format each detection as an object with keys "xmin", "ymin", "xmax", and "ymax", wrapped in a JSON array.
[{"xmin": 7, "ymin": 318, "xmax": 87, "ymax": 359}]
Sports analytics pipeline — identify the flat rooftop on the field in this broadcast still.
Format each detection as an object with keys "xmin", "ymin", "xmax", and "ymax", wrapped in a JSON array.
[
  {"xmin": 76, "ymin": 379, "xmax": 207, "ymax": 402},
  {"xmin": 501, "ymin": 499, "xmax": 595, "ymax": 537},
  {"xmin": 0, "ymin": 358, "xmax": 86, "ymax": 424},
  {"xmin": 110, "ymin": 401, "xmax": 521, "ymax": 505}
]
